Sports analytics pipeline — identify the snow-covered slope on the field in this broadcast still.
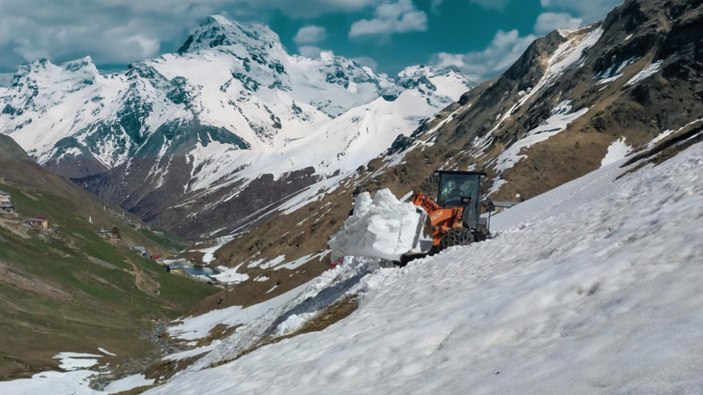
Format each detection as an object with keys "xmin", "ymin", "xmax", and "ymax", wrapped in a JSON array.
[
  {"xmin": 144, "ymin": 139, "xmax": 703, "ymax": 394},
  {"xmin": 0, "ymin": 15, "xmax": 475, "ymax": 238}
]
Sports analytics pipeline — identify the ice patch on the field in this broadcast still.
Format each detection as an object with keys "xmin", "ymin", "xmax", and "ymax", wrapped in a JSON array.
[
  {"xmin": 97, "ymin": 347, "xmax": 116, "ymax": 357},
  {"xmin": 212, "ymin": 263, "xmax": 249, "ymax": 284},
  {"xmin": 493, "ymin": 100, "xmax": 589, "ymax": 174},
  {"xmin": 274, "ymin": 251, "xmax": 329, "ymax": 271},
  {"xmin": 626, "ymin": 60, "xmax": 663, "ymax": 86},
  {"xmin": 601, "ymin": 137, "xmax": 633, "ymax": 167},
  {"xmin": 198, "ymin": 236, "xmax": 235, "ymax": 264},
  {"xmin": 52, "ymin": 352, "xmax": 102, "ymax": 371}
]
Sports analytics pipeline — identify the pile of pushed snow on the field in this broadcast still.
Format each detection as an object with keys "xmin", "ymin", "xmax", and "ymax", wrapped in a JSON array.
[{"xmin": 328, "ymin": 189, "xmax": 421, "ymax": 261}]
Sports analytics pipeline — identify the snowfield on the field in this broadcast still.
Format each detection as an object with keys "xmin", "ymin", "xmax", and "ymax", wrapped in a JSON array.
[
  {"xmin": 142, "ymin": 141, "xmax": 703, "ymax": 394},
  {"xmin": 2, "ymin": 142, "xmax": 701, "ymax": 395}
]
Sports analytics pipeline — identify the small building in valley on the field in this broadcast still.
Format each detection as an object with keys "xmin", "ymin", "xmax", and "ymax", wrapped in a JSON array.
[
  {"xmin": 133, "ymin": 245, "xmax": 149, "ymax": 257},
  {"xmin": 0, "ymin": 190, "xmax": 10, "ymax": 205},
  {"xmin": 0, "ymin": 190, "xmax": 14, "ymax": 214},
  {"xmin": 24, "ymin": 214, "xmax": 49, "ymax": 229},
  {"xmin": 97, "ymin": 228, "xmax": 119, "ymax": 240}
]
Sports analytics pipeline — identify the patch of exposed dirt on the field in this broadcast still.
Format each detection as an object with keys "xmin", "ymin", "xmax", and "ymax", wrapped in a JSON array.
[
  {"xmin": 0, "ymin": 218, "xmax": 30, "ymax": 239},
  {"xmin": 112, "ymin": 385, "xmax": 157, "ymax": 395},
  {"xmin": 287, "ymin": 295, "xmax": 359, "ymax": 335},
  {"xmin": 125, "ymin": 259, "xmax": 160, "ymax": 295},
  {"xmin": 0, "ymin": 262, "xmax": 72, "ymax": 301},
  {"xmin": 143, "ymin": 354, "xmax": 205, "ymax": 383},
  {"xmin": 195, "ymin": 324, "xmax": 240, "ymax": 348},
  {"xmin": 88, "ymin": 255, "xmax": 119, "ymax": 270}
]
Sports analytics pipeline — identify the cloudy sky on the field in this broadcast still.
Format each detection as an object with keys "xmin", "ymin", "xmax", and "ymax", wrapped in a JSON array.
[{"xmin": 0, "ymin": 0, "xmax": 624, "ymax": 79}]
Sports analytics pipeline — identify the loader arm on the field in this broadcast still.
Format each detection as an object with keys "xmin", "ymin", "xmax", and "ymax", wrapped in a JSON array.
[{"xmin": 412, "ymin": 192, "xmax": 464, "ymax": 247}]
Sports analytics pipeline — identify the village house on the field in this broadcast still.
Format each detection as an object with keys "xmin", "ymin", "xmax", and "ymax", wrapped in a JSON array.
[
  {"xmin": 97, "ymin": 228, "xmax": 118, "ymax": 240},
  {"xmin": 133, "ymin": 245, "xmax": 149, "ymax": 257},
  {"xmin": 0, "ymin": 190, "xmax": 10, "ymax": 205},
  {"xmin": 24, "ymin": 214, "xmax": 49, "ymax": 230},
  {"xmin": 0, "ymin": 190, "xmax": 16, "ymax": 214}
]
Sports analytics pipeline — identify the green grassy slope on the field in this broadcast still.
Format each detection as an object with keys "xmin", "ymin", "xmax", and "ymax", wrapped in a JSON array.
[{"xmin": 0, "ymin": 135, "xmax": 217, "ymax": 379}]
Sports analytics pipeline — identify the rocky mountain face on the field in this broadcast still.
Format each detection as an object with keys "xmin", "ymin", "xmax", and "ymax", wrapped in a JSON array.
[
  {"xmin": 0, "ymin": 15, "xmax": 474, "ymax": 239},
  {"xmin": 192, "ymin": 0, "xmax": 703, "ymax": 309},
  {"xmin": 392, "ymin": 0, "xmax": 703, "ymax": 201}
]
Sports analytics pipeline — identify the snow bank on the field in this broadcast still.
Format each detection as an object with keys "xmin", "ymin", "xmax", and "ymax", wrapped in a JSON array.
[
  {"xmin": 328, "ymin": 189, "xmax": 421, "ymax": 261},
  {"xmin": 600, "ymin": 137, "xmax": 632, "ymax": 167}
]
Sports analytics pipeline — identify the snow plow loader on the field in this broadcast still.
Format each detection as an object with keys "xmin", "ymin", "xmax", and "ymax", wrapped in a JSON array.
[{"xmin": 329, "ymin": 170, "xmax": 494, "ymax": 266}]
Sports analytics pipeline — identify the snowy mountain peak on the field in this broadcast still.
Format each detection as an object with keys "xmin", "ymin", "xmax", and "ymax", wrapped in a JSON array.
[
  {"xmin": 61, "ymin": 56, "xmax": 97, "ymax": 72},
  {"xmin": 0, "ymin": 14, "xmax": 477, "ymax": 238},
  {"xmin": 396, "ymin": 64, "xmax": 476, "ymax": 99},
  {"xmin": 178, "ymin": 14, "xmax": 282, "ymax": 55},
  {"xmin": 14, "ymin": 56, "xmax": 98, "ymax": 81}
]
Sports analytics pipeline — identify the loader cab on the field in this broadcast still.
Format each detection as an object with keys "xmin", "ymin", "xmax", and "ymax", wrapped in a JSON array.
[{"xmin": 434, "ymin": 170, "xmax": 486, "ymax": 230}]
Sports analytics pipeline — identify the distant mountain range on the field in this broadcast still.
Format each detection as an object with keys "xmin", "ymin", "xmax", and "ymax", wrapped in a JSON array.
[{"xmin": 0, "ymin": 15, "xmax": 475, "ymax": 239}]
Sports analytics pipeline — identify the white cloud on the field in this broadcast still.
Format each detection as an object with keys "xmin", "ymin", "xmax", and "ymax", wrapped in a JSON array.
[
  {"xmin": 349, "ymin": 0, "xmax": 428, "ymax": 38},
  {"xmin": 352, "ymin": 56, "xmax": 378, "ymax": 70},
  {"xmin": 0, "ymin": 0, "xmax": 377, "ymax": 71},
  {"xmin": 0, "ymin": 0, "xmax": 204, "ymax": 70},
  {"xmin": 320, "ymin": 50, "xmax": 336, "ymax": 62},
  {"xmin": 431, "ymin": 29, "xmax": 536, "ymax": 79},
  {"xmin": 534, "ymin": 12, "xmax": 582, "ymax": 34},
  {"xmin": 294, "ymin": 25, "xmax": 327, "ymax": 45},
  {"xmin": 540, "ymin": 0, "xmax": 624, "ymax": 22},
  {"xmin": 298, "ymin": 46, "xmax": 324, "ymax": 58}
]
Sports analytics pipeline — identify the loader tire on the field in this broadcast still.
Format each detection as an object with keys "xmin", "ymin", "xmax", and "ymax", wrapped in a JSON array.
[{"xmin": 440, "ymin": 228, "xmax": 474, "ymax": 249}]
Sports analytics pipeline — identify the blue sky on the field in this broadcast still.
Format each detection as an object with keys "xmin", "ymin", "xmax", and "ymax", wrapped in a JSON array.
[{"xmin": 0, "ymin": 0, "xmax": 623, "ymax": 79}]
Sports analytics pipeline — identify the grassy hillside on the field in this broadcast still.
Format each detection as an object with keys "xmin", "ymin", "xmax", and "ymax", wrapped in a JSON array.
[{"xmin": 0, "ymin": 135, "xmax": 218, "ymax": 379}]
